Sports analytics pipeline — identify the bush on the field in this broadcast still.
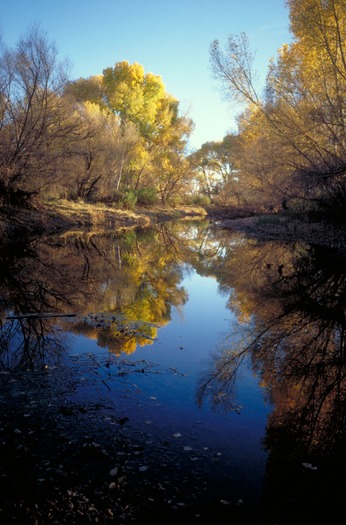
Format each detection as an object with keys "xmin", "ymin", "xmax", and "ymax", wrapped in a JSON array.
[
  {"xmin": 136, "ymin": 187, "xmax": 157, "ymax": 206},
  {"xmin": 123, "ymin": 190, "xmax": 137, "ymax": 209},
  {"xmin": 111, "ymin": 190, "xmax": 137, "ymax": 209},
  {"xmin": 192, "ymin": 194, "xmax": 211, "ymax": 207},
  {"xmin": 167, "ymin": 195, "xmax": 184, "ymax": 207}
]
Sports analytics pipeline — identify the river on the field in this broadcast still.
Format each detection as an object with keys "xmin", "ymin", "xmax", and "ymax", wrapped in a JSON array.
[{"xmin": 0, "ymin": 218, "xmax": 345, "ymax": 524}]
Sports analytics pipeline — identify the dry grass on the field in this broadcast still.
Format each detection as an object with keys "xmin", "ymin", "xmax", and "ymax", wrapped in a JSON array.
[
  {"xmin": 0, "ymin": 200, "xmax": 208, "ymax": 240},
  {"xmin": 47, "ymin": 200, "xmax": 207, "ymax": 229},
  {"xmin": 49, "ymin": 200, "xmax": 151, "ymax": 229}
]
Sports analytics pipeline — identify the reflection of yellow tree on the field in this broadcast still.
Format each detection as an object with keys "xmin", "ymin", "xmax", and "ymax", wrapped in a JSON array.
[
  {"xmin": 0, "ymin": 224, "xmax": 199, "ymax": 359},
  {"xmin": 196, "ymin": 233, "xmax": 346, "ymax": 522},
  {"xmin": 198, "ymin": 236, "xmax": 346, "ymax": 456},
  {"xmin": 77, "ymin": 313, "xmax": 160, "ymax": 356},
  {"xmin": 69, "ymin": 226, "xmax": 191, "ymax": 355}
]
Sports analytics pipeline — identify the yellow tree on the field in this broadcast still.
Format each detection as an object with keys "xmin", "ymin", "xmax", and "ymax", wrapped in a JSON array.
[
  {"xmin": 236, "ymin": 104, "xmax": 296, "ymax": 210},
  {"xmin": 211, "ymin": 0, "xmax": 346, "ymax": 217},
  {"xmin": 68, "ymin": 61, "xmax": 193, "ymax": 201},
  {"xmin": 65, "ymin": 75, "xmax": 106, "ymax": 107},
  {"xmin": 284, "ymin": 0, "xmax": 346, "ymax": 163},
  {"xmin": 189, "ymin": 134, "xmax": 242, "ymax": 205},
  {"xmin": 103, "ymin": 61, "xmax": 166, "ymax": 140},
  {"xmin": 103, "ymin": 61, "xmax": 194, "ymax": 196},
  {"xmin": 65, "ymin": 102, "xmax": 144, "ymax": 201}
]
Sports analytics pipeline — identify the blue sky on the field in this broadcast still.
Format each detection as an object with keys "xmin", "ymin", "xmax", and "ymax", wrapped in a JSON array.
[{"xmin": 1, "ymin": 0, "xmax": 291, "ymax": 150}]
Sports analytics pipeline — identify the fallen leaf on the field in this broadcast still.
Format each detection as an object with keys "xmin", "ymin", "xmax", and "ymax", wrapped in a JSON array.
[{"xmin": 302, "ymin": 462, "xmax": 318, "ymax": 470}]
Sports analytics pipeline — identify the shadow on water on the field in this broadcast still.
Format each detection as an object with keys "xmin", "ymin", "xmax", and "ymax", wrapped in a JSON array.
[{"xmin": 0, "ymin": 221, "xmax": 346, "ymax": 523}]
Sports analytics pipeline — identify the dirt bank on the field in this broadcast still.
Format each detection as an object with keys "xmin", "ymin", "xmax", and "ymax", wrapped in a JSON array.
[
  {"xmin": 2, "ymin": 202, "xmax": 345, "ymax": 251},
  {"xmin": 212, "ymin": 213, "xmax": 346, "ymax": 250}
]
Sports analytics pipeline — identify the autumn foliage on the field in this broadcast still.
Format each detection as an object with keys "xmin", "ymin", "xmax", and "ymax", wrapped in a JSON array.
[
  {"xmin": 207, "ymin": 0, "xmax": 346, "ymax": 221},
  {"xmin": 1, "ymin": 2, "xmax": 346, "ymax": 224},
  {"xmin": 0, "ymin": 28, "xmax": 194, "ymax": 209}
]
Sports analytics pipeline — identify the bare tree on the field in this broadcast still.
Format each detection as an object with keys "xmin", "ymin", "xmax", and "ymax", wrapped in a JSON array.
[{"xmin": 0, "ymin": 26, "xmax": 76, "ymax": 206}]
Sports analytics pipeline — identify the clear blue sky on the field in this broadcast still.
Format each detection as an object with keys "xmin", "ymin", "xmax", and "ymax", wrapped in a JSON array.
[{"xmin": 1, "ymin": 0, "xmax": 291, "ymax": 150}]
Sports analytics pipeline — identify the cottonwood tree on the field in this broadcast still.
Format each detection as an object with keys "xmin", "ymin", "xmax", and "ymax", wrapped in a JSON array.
[
  {"xmin": 103, "ymin": 61, "xmax": 194, "ymax": 199},
  {"xmin": 64, "ymin": 102, "xmax": 143, "ymax": 202},
  {"xmin": 210, "ymin": 0, "xmax": 346, "ymax": 217},
  {"xmin": 103, "ymin": 61, "xmax": 166, "ymax": 140},
  {"xmin": 189, "ymin": 134, "xmax": 241, "ymax": 205},
  {"xmin": 209, "ymin": 33, "xmax": 291, "ymax": 210},
  {"xmin": 68, "ymin": 61, "xmax": 194, "ymax": 203}
]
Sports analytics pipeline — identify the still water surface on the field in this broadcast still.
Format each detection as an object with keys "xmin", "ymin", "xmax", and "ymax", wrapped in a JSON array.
[{"xmin": 1, "ymin": 219, "xmax": 345, "ymax": 523}]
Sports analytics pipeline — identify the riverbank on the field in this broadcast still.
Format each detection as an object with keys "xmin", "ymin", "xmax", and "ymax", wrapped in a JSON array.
[
  {"xmin": 212, "ymin": 212, "xmax": 346, "ymax": 251},
  {"xmin": 1, "ymin": 201, "xmax": 346, "ymax": 251},
  {"xmin": 0, "ymin": 200, "xmax": 208, "ymax": 240}
]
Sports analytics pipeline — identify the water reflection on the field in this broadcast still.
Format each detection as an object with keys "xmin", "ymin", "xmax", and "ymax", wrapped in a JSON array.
[
  {"xmin": 196, "ymin": 234, "xmax": 346, "ymax": 522},
  {"xmin": 0, "ymin": 222, "xmax": 210, "ymax": 368},
  {"xmin": 197, "ymin": 238, "xmax": 346, "ymax": 444},
  {"xmin": 1, "ymin": 221, "xmax": 346, "ymax": 521},
  {"xmin": 0, "ymin": 315, "xmax": 68, "ymax": 370},
  {"xmin": 0, "ymin": 236, "xmax": 77, "ymax": 370}
]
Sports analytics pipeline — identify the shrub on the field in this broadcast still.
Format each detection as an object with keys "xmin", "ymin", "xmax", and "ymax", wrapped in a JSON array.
[
  {"xmin": 192, "ymin": 194, "xmax": 211, "ymax": 207},
  {"xmin": 112, "ymin": 190, "xmax": 137, "ymax": 209},
  {"xmin": 136, "ymin": 187, "xmax": 157, "ymax": 206},
  {"xmin": 123, "ymin": 190, "xmax": 137, "ymax": 209}
]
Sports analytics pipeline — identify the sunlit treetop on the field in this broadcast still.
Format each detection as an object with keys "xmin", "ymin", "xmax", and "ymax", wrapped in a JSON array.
[
  {"xmin": 67, "ymin": 60, "xmax": 188, "ymax": 144},
  {"xmin": 103, "ymin": 61, "xmax": 176, "ymax": 140}
]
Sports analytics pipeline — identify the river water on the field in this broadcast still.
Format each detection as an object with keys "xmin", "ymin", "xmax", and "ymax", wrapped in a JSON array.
[{"xmin": 0, "ymin": 219, "xmax": 345, "ymax": 523}]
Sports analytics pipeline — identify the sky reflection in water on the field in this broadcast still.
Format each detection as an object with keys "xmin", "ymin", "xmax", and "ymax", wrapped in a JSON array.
[{"xmin": 67, "ymin": 266, "xmax": 270, "ymax": 497}]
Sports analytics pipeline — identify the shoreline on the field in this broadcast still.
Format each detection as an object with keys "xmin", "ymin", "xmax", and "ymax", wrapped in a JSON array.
[
  {"xmin": 0, "ymin": 201, "xmax": 208, "ymax": 240},
  {"xmin": 1, "ymin": 202, "xmax": 346, "ymax": 251}
]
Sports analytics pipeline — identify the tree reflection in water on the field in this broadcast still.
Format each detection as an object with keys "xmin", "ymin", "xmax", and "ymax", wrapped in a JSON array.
[
  {"xmin": 197, "ymin": 236, "xmax": 346, "ymax": 523},
  {"xmin": 2, "ymin": 222, "xmax": 346, "ymax": 522},
  {"xmin": 0, "ymin": 316, "xmax": 69, "ymax": 370},
  {"xmin": 0, "ymin": 238, "xmax": 75, "ymax": 370},
  {"xmin": 0, "ymin": 223, "xmax": 201, "ymax": 369}
]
